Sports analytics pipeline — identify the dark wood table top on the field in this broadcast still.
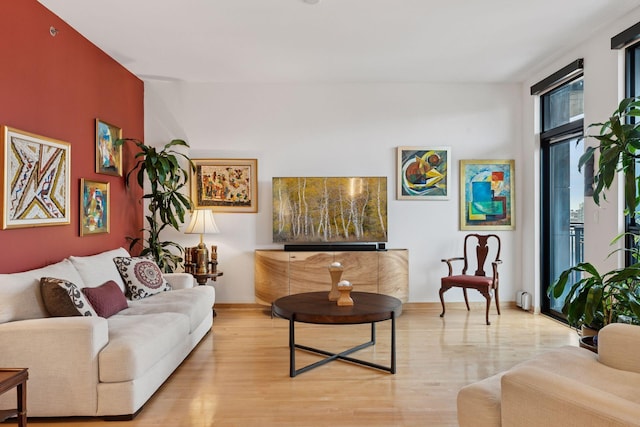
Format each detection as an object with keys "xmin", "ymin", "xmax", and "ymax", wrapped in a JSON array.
[
  {"xmin": 272, "ymin": 292, "xmax": 402, "ymax": 325},
  {"xmin": 0, "ymin": 369, "xmax": 27, "ymax": 394}
]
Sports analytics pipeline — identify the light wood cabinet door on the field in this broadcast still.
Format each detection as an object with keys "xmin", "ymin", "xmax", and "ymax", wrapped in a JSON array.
[
  {"xmin": 378, "ymin": 250, "xmax": 409, "ymax": 302},
  {"xmin": 289, "ymin": 252, "xmax": 334, "ymax": 295},
  {"xmin": 254, "ymin": 250, "xmax": 290, "ymax": 305},
  {"xmin": 334, "ymin": 251, "xmax": 378, "ymax": 294}
]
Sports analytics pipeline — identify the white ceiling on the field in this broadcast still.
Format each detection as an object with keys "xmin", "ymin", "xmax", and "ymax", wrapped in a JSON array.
[{"xmin": 39, "ymin": 0, "xmax": 640, "ymax": 84}]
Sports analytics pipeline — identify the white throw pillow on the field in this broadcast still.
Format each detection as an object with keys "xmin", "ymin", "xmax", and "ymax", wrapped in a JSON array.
[{"xmin": 113, "ymin": 256, "xmax": 171, "ymax": 300}]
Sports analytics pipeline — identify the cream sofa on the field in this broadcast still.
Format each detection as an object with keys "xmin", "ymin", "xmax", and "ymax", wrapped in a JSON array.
[
  {"xmin": 458, "ymin": 323, "xmax": 640, "ymax": 427},
  {"xmin": 0, "ymin": 247, "xmax": 215, "ymax": 419}
]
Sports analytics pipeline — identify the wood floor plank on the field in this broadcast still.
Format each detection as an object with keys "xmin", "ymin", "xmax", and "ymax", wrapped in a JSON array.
[{"xmin": 26, "ymin": 305, "xmax": 576, "ymax": 427}]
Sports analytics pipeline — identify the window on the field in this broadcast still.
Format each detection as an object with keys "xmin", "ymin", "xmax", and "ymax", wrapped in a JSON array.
[
  {"xmin": 532, "ymin": 61, "xmax": 584, "ymax": 320},
  {"xmin": 613, "ymin": 23, "xmax": 640, "ymax": 265}
]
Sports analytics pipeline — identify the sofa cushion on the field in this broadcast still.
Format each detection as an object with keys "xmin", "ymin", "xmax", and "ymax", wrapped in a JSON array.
[
  {"xmin": 457, "ymin": 372, "xmax": 504, "ymax": 427},
  {"xmin": 0, "ymin": 259, "xmax": 86, "ymax": 323},
  {"xmin": 121, "ymin": 286, "xmax": 215, "ymax": 332},
  {"xmin": 113, "ymin": 256, "xmax": 171, "ymax": 300},
  {"xmin": 99, "ymin": 312, "xmax": 190, "ymax": 383},
  {"xmin": 41, "ymin": 277, "xmax": 98, "ymax": 317},
  {"xmin": 81, "ymin": 281, "xmax": 128, "ymax": 318},
  {"xmin": 69, "ymin": 247, "xmax": 129, "ymax": 293}
]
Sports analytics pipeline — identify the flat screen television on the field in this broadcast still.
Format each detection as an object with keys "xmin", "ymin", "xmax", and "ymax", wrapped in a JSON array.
[{"xmin": 272, "ymin": 176, "xmax": 388, "ymax": 244}]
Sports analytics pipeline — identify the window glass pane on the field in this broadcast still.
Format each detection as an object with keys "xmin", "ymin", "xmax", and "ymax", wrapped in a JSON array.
[
  {"xmin": 625, "ymin": 44, "xmax": 640, "ymax": 265},
  {"xmin": 548, "ymin": 136, "xmax": 584, "ymax": 313},
  {"xmin": 542, "ymin": 77, "xmax": 584, "ymax": 132}
]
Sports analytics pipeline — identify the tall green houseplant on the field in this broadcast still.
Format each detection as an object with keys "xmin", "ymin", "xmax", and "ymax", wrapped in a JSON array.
[
  {"xmin": 549, "ymin": 97, "xmax": 640, "ymax": 329},
  {"xmin": 115, "ymin": 138, "xmax": 194, "ymax": 272}
]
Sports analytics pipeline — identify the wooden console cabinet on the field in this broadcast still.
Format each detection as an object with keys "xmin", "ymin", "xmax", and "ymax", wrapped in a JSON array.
[{"xmin": 254, "ymin": 249, "xmax": 408, "ymax": 305}]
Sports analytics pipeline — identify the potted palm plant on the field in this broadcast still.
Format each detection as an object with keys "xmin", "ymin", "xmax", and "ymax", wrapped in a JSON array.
[
  {"xmin": 548, "ymin": 97, "xmax": 640, "ymax": 339},
  {"xmin": 114, "ymin": 138, "xmax": 194, "ymax": 272}
]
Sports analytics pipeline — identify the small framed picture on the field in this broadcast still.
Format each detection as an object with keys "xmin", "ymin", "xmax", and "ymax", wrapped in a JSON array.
[
  {"xmin": 191, "ymin": 158, "xmax": 258, "ymax": 213},
  {"xmin": 460, "ymin": 159, "xmax": 515, "ymax": 230},
  {"xmin": 80, "ymin": 179, "xmax": 110, "ymax": 236},
  {"xmin": 397, "ymin": 146, "xmax": 451, "ymax": 200},
  {"xmin": 95, "ymin": 118, "xmax": 122, "ymax": 176}
]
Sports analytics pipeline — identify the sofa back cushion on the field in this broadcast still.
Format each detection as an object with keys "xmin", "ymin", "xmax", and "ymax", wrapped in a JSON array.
[
  {"xmin": 0, "ymin": 259, "xmax": 86, "ymax": 323},
  {"xmin": 598, "ymin": 323, "xmax": 640, "ymax": 374},
  {"xmin": 69, "ymin": 247, "xmax": 129, "ymax": 293}
]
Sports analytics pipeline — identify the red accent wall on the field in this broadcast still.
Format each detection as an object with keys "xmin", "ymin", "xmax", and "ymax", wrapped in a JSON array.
[{"xmin": 0, "ymin": 0, "xmax": 143, "ymax": 273}]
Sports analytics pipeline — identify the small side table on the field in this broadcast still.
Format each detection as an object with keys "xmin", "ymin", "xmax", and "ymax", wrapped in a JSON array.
[
  {"xmin": 0, "ymin": 368, "xmax": 28, "ymax": 427},
  {"xmin": 192, "ymin": 272, "xmax": 224, "ymax": 317},
  {"xmin": 192, "ymin": 271, "xmax": 223, "ymax": 286}
]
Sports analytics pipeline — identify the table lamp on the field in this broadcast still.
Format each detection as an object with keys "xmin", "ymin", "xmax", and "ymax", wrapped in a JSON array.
[{"xmin": 185, "ymin": 209, "xmax": 220, "ymax": 274}]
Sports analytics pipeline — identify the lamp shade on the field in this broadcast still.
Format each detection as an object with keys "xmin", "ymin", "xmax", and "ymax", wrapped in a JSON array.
[{"xmin": 185, "ymin": 209, "xmax": 220, "ymax": 235}]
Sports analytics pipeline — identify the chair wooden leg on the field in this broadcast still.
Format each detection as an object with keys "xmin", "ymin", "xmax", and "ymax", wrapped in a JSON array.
[
  {"xmin": 462, "ymin": 288, "xmax": 470, "ymax": 311},
  {"xmin": 494, "ymin": 288, "xmax": 501, "ymax": 315},
  {"xmin": 439, "ymin": 286, "xmax": 447, "ymax": 318},
  {"xmin": 483, "ymin": 291, "xmax": 491, "ymax": 325}
]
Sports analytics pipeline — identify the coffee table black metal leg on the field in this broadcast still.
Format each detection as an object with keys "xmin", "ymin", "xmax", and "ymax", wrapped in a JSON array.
[
  {"xmin": 289, "ymin": 317, "xmax": 296, "ymax": 377},
  {"xmin": 391, "ymin": 311, "xmax": 396, "ymax": 374},
  {"xmin": 369, "ymin": 322, "xmax": 374, "ymax": 344}
]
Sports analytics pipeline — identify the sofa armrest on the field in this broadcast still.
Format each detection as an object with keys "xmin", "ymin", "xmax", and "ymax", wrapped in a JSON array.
[
  {"xmin": 0, "ymin": 317, "xmax": 109, "ymax": 415},
  {"xmin": 164, "ymin": 272, "xmax": 195, "ymax": 290},
  {"xmin": 598, "ymin": 323, "xmax": 640, "ymax": 374},
  {"xmin": 501, "ymin": 365, "xmax": 640, "ymax": 427}
]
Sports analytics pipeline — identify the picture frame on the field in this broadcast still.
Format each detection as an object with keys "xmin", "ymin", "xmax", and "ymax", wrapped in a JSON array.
[
  {"xmin": 95, "ymin": 118, "xmax": 122, "ymax": 176},
  {"xmin": 460, "ymin": 159, "xmax": 515, "ymax": 230},
  {"xmin": 191, "ymin": 158, "xmax": 258, "ymax": 213},
  {"xmin": 80, "ymin": 179, "xmax": 110, "ymax": 236},
  {"xmin": 397, "ymin": 146, "xmax": 451, "ymax": 200},
  {"xmin": 1, "ymin": 126, "xmax": 71, "ymax": 229}
]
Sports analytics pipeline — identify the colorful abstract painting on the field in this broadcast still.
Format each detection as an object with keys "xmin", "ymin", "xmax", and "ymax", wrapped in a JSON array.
[
  {"xmin": 460, "ymin": 160, "xmax": 514, "ymax": 230},
  {"xmin": 95, "ymin": 118, "xmax": 122, "ymax": 176},
  {"xmin": 80, "ymin": 179, "xmax": 110, "ymax": 236},
  {"xmin": 272, "ymin": 176, "xmax": 388, "ymax": 243},
  {"xmin": 397, "ymin": 146, "xmax": 450, "ymax": 200},
  {"xmin": 1, "ymin": 126, "xmax": 71, "ymax": 229},
  {"xmin": 191, "ymin": 159, "xmax": 258, "ymax": 213}
]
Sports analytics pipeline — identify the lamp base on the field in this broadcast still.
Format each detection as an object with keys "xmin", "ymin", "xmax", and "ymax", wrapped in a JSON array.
[{"xmin": 195, "ymin": 243, "xmax": 209, "ymax": 275}]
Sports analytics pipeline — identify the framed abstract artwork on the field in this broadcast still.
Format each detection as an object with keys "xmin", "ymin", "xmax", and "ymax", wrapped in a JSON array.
[
  {"xmin": 460, "ymin": 159, "xmax": 515, "ymax": 230},
  {"xmin": 95, "ymin": 118, "xmax": 122, "ymax": 176},
  {"xmin": 1, "ymin": 126, "xmax": 71, "ymax": 229},
  {"xmin": 80, "ymin": 179, "xmax": 110, "ymax": 236},
  {"xmin": 397, "ymin": 146, "xmax": 451, "ymax": 200},
  {"xmin": 191, "ymin": 158, "xmax": 258, "ymax": 213}
]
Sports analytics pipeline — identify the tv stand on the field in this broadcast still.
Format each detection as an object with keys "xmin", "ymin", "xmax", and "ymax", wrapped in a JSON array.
[{"xmin": 254, "ymin": 249, "xmax": 408, "ymax": 305}]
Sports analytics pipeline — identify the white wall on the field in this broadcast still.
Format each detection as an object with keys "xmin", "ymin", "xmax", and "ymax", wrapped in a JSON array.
[
  {"xmin": 520, "ymin": 8, "xmax": 640, "ymax": 310},
  {"xmin": 142, "ymin": 8, "xmax": 640, "ymax": 310},
  {"xmin": 145, "ymin": 82, "xmax": 523, "ymax": 304}
]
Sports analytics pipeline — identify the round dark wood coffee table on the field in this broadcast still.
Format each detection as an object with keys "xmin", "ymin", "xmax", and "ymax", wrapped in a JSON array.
[{"xmin": 272, "ymin": 291, "xmax": 402, "ymax": 377}]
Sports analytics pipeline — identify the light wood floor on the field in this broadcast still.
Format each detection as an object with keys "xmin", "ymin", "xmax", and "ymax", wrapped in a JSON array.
[{"xmin": 26, "ymin": 304, "xmax": 577, "ymax": 427}]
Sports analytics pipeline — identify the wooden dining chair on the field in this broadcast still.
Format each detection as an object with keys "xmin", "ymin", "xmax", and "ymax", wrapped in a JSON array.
[{"xmin": 439, "ymin": 234, "xmax": 502, "ymax": 325}]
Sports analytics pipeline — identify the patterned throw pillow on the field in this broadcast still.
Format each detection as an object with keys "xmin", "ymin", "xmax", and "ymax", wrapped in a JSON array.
[
  {"xmin": 81, "ymin": 280, "xmax": 128, "ymax": 318},
  {"xmin": 40, "ymin": 277, "xmax": 97, "ymax": 317},
  {"xmin": 113, "ymin": 256, "xmax": 171, "ymax": 300}
]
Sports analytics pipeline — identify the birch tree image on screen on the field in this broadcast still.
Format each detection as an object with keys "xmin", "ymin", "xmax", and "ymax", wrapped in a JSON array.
[{"xmin": 272, "ymin": 177, "xmax": 388, "ymax": 243}]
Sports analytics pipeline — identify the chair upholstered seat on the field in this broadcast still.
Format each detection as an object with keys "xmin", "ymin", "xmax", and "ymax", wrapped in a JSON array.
[
  {"xmin": 439, "ymin": 234, "xmax": 501, "ymax": 325},
  {"xmin": 441, "ymin": 275, "xmax": 494, "ymax": 287}
]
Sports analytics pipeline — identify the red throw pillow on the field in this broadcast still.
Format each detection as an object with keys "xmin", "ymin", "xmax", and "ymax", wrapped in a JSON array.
[{"xmin": 81, "ymin": 280, "xmax": 128, "ymax": 318}]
